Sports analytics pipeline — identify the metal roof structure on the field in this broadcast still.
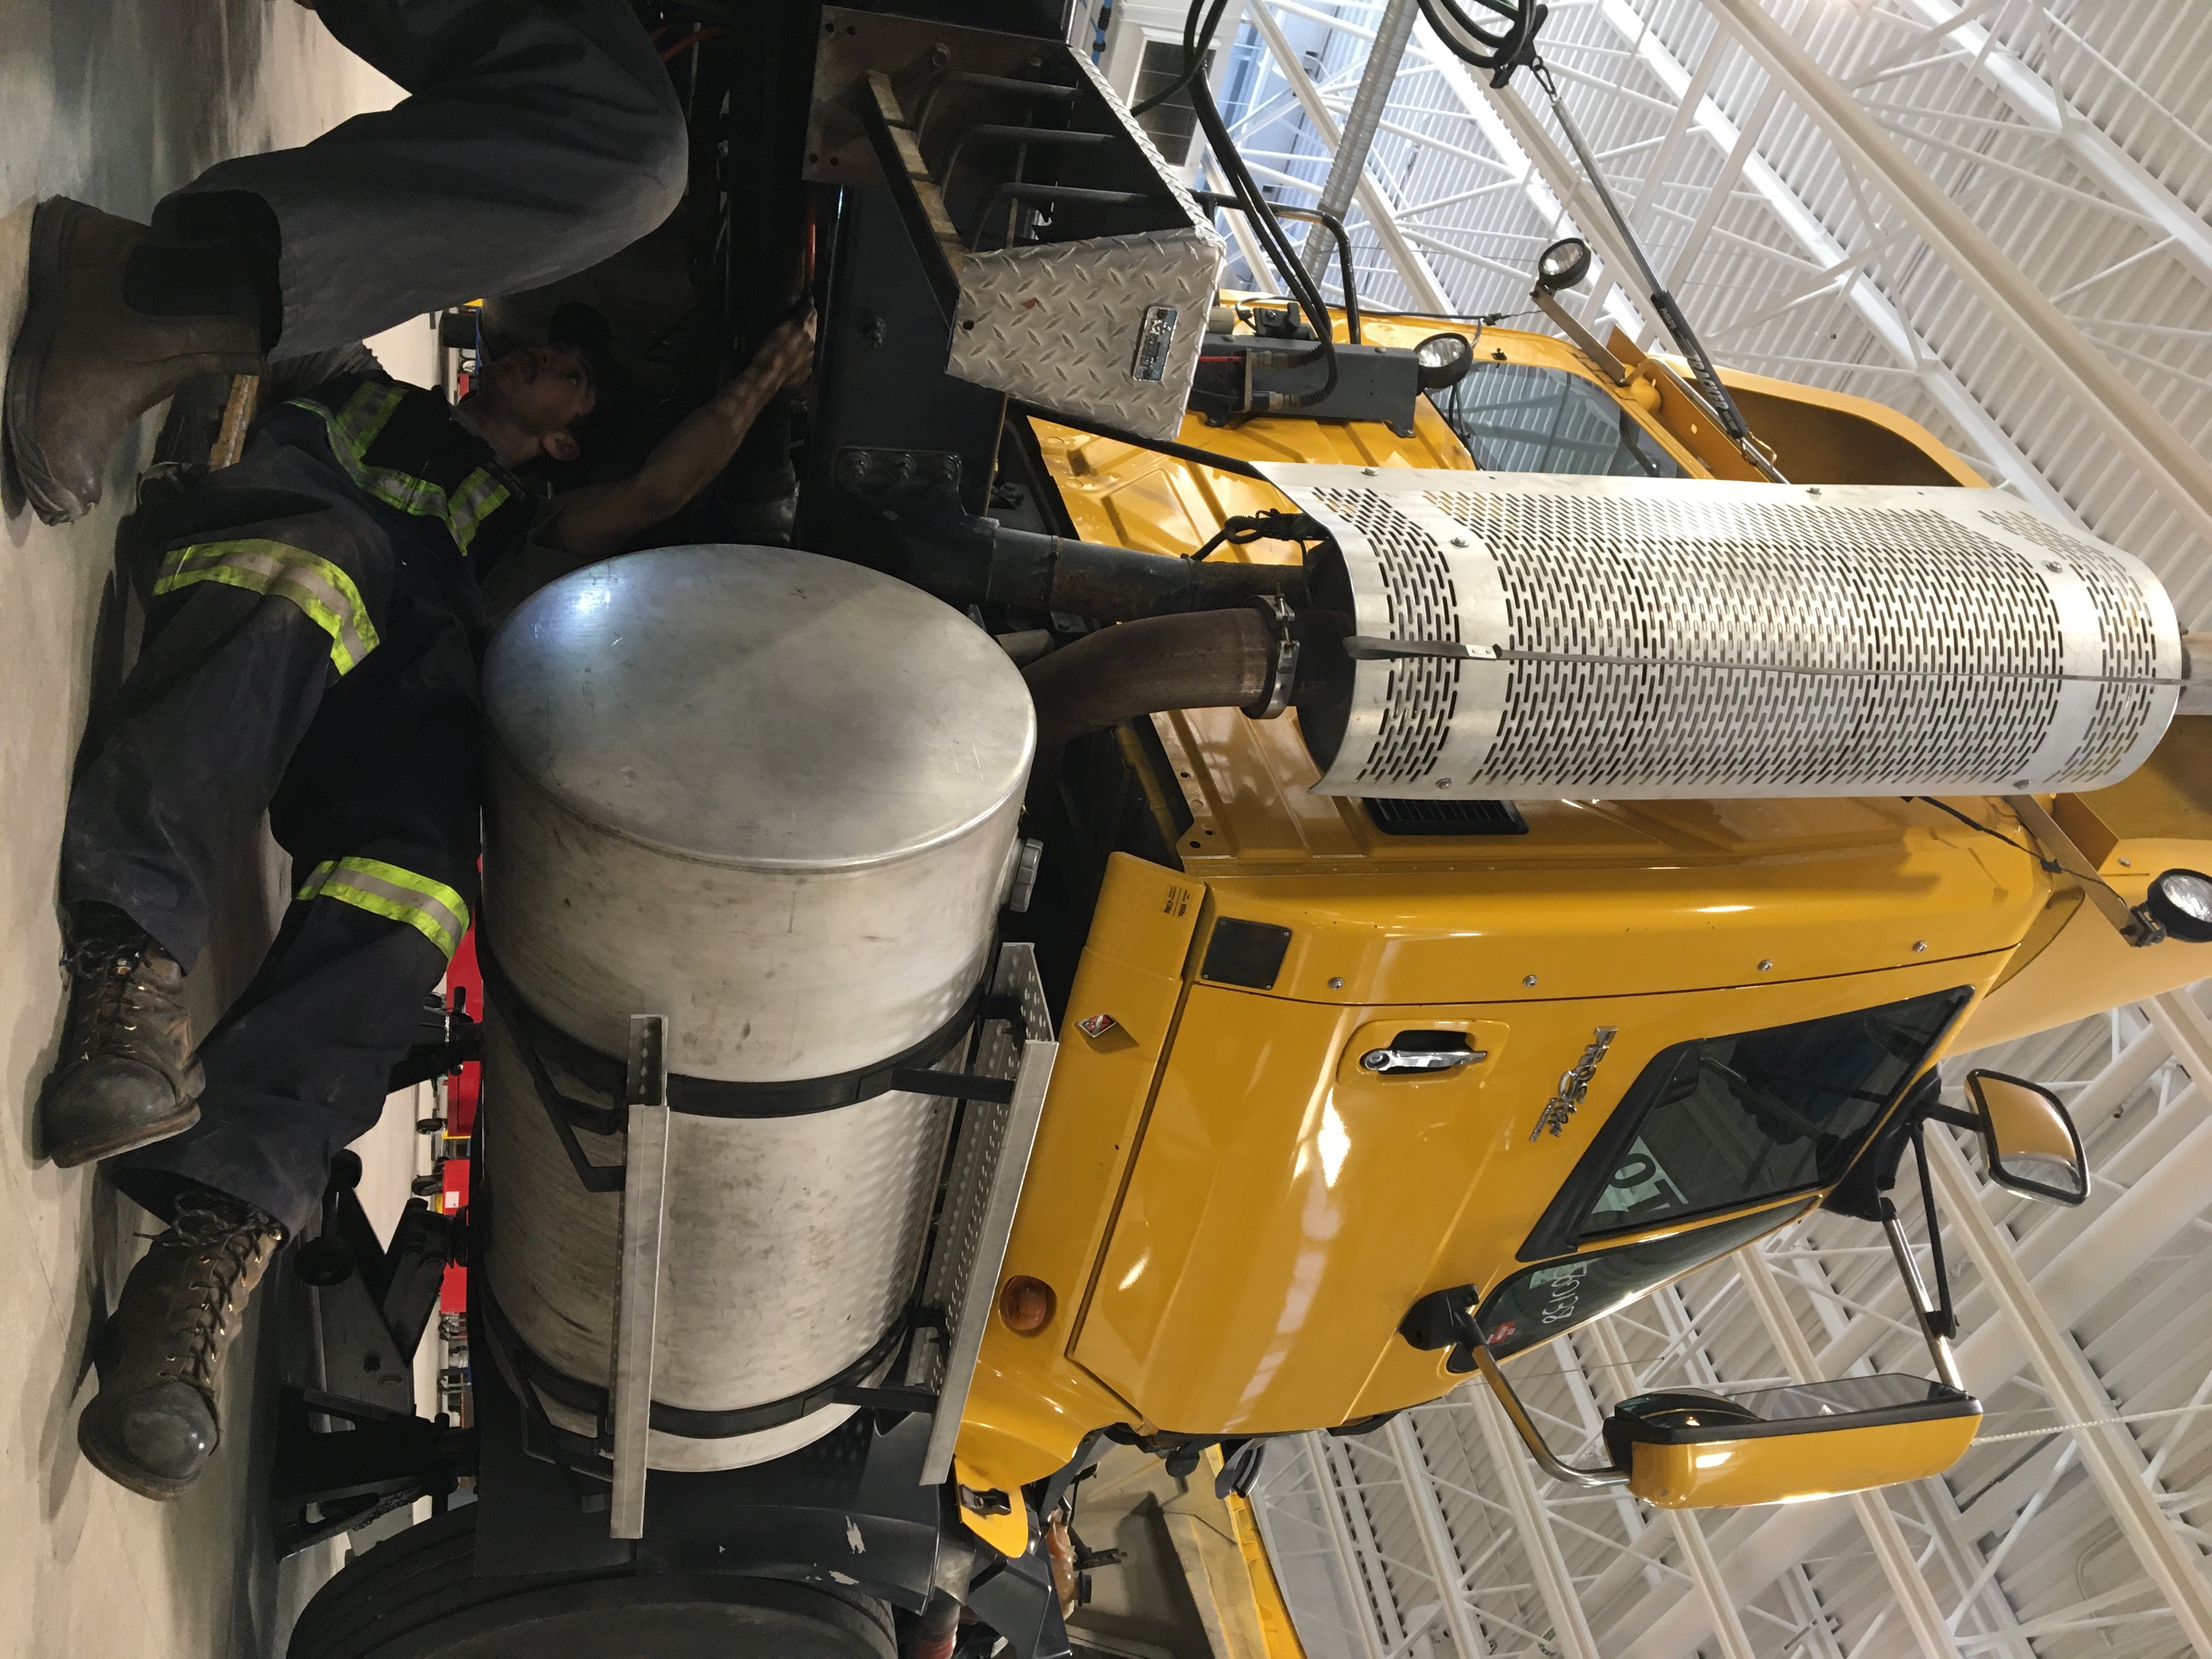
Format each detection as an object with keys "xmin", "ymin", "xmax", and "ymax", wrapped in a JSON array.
[{"xmin": 1068, "ymin": 1, "xmax": 2212, "ymax": 1651}]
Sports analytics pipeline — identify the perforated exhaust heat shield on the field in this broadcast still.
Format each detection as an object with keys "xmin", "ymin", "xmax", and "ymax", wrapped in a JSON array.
[{"xmin": 1266, "ymin": 467, "xmax": 2181, "ymax": 800}]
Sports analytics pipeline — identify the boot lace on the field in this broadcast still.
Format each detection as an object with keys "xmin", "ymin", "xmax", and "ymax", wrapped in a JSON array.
[
  {"xmin": 63, "ymin": 936, "xmax": 174, "ymax": 1063},
  {"xmin": 160, "ymin": 1194, "xmax": 281, "ymax": 1391}
]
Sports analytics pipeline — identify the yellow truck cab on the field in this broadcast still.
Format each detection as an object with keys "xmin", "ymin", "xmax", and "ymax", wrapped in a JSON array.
[{"xmin": 947, "ymin": 316, "xmax": 2212, "ymax": 1525}]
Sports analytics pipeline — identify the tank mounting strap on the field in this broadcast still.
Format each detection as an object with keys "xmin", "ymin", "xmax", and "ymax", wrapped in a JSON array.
[
  {"xmin": 478, "ymin": 938, "xmax": 1020, "ymax": 1154},
  {"xmin": 490, "ymin": 1287, "xmax": 926, "ymax": 1443}
]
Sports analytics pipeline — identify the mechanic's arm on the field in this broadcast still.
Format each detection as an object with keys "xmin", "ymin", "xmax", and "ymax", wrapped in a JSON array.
[{"xmin": 539, "ymin": 309, "xmax": 815, "ymax": 561}]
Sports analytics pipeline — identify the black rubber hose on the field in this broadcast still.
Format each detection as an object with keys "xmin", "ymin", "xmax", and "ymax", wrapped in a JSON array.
[
  {"xmin": 1158, "ymin": 0, "xmax": 1340, "ymax": 406},
  {"xmin": 995, "ymin": 527, "xmax": 1306, "ymax": 618},
  {"xmin": 898, "ymin": 523, "xmax": 1305, "ymax": 620},
  {"xmin": 1190, "ymin": 191, "xmax": 1362, "ymax": 343},
  {"xmin": 1131, "ymin": 0, "xmax": 1233, "ymax": 114}
]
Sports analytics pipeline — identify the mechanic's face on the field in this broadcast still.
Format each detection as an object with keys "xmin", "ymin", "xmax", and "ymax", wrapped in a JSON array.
[{"xmin": 476, "ymin": 343, "xmax": 595, "ymax": 460}]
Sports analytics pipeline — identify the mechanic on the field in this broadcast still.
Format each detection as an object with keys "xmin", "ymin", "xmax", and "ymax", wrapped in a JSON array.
[
  {"xmin": 14, "ymin": 0, "xmax": 819, "ymax": 1503},
  {"xmin": 5, "ymin": 0, "xmax": 686, "ymax": 527},
  {"xmin": 44, "ymin": 304, "xmax": 816, "ymax": 1503}
]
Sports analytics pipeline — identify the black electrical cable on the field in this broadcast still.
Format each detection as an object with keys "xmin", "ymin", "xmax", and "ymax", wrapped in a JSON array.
[
  {"xmin": 1417, "ymin": 0, "xmax": 1542, "ymax": 81},
  {"xmin": 1008, "ymin": 400, "xmax": 1268, "ymax": 480},
  {"xmin": 1130, "ymin": 0, "xmax": 1232, "ymax": 115},
  {"xmin": 1911, "ymin": 796, "xmax": 2064, "ymax": 873},
  {"xmin": 1187, "ymin": 509, "xmax": 1327, "ymax": 561}
]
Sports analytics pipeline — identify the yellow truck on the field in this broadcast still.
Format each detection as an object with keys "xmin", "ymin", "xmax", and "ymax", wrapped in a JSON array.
[{"xmin": 279, "ymin": 8, "xmax": 2211, "ymax": 1657}]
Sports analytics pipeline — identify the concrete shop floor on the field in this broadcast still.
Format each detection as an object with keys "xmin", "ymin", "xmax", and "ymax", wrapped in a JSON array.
[{"xmin": 1, "ymin": 5, "xmax": 446, "ymax": 1654}]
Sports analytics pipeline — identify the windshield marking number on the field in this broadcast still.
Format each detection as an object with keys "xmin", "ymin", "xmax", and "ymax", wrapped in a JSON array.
[
  {"xmin": 1531, "ymin": 1026, "xmax": 1619, "ymax": 1141},
  {"xmin": 1538, "ymin": 1260, "xmax": 1592, "ymax": 1325}
]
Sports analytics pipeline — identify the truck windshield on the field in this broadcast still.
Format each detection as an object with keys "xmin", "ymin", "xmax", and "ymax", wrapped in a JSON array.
[
  {"xmin": 1521, "ymin": 988, "xmax": 1971, "ymax": 1260},
  {"xmin": 1479, "ymin": 1200, "xmax": 1812, "ymax": 1361},
  {"xmin": 1437, "ymin": 361, "xmax": 1683, "ymax": 478}
]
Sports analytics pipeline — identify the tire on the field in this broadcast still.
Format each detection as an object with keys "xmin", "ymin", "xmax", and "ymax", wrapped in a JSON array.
[{"xmin": 285, "ymin": 1508, "xmax": 898, "ymax": 1659}]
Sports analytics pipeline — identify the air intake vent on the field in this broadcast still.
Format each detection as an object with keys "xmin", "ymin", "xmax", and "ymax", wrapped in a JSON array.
[{"xmin": 1364, "ymin": 798, "xmax": 1529, "ymax": 836}]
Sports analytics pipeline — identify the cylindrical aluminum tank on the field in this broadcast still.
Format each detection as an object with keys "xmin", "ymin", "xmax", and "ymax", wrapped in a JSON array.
[{"xmin": 477, "ymin": 545, "xmax": 1035, "ymax": 1470}]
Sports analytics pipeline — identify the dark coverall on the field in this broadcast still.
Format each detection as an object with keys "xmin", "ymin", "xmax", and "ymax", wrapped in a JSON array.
[{"xmin": 61, "ymin": 0, "xmax": 686, "ymax": 1238}]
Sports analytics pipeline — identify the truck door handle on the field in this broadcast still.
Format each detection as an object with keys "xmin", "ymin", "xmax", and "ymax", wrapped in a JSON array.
[{"xmin": 1359, "ymin": 1039, "xmax": 1488, "ymax": 1075}]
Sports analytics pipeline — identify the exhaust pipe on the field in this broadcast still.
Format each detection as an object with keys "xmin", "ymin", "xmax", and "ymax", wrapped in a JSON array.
[
  {"xmin": 1023, "ymin": 608, "xmax": 1282, "ymax": 747},
  {"xmin": 905, "ymin": 523, "xmax": 1305, "ymax": 622},
  {"xmin": 905, "ymin": 1588, "xmax": 964, "ymax": 1659}
]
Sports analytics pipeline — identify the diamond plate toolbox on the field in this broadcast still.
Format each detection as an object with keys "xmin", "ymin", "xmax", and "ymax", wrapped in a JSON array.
[
  {"xmin": 809, "ymin": 9, "xmax": 1223, "ymax": 442},
  {"xmin": 944, "ymin": 54, "xmax": 1222, "ymax": 440}
]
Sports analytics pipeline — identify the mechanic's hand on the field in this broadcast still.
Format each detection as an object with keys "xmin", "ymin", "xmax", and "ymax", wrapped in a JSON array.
[{"xmin": 747, "ymin": 307, "xmax": 816, "ymax": 395}]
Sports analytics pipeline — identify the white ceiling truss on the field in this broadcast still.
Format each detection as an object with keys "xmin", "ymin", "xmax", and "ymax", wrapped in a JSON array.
[
  {"xmin": 1196, "ymin": 0, "xmax": 2212, "ymax": 616},
  {"xmin": 1246, "ymin": 983, "xmax": 2212, "ymax": 1658}
]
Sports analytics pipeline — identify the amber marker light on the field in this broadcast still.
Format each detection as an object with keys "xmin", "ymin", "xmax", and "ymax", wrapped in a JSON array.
[{"xmin": 1000, "ymin": 1276, "xmax": 1057, "ymax": 1334}]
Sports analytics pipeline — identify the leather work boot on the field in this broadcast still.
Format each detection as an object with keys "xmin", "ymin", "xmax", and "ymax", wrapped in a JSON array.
[
  {"xmin": 4, "ymin": 197, "xmax": 264, "ymax": 525},
  {"xmin": 40, "ymin": 902, "xmax": 204, "ymax": 1167},
  {"xmin": 78, "ymin": 1187, "xmax": 284, "ymax": 1500}
]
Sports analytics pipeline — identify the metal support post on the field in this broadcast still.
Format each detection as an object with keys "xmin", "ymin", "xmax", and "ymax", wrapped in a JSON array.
[
  {"xmin": 610, "ymin": 1014, "xmax": 672, "ymax": 1541},
  {"xmin": 1887, "ymin": 0, "xmax": 2212, "ymax": 292},
  {"xmin": 1699, "ymin": 0, "xmax": 2212, "ymax": 552},
  {"xmin": 1241, "ymin": 1, "xmax": 1452, "ymax": 311},
  {"xmin": 1296, "ymin": 1433, "xmax": 1390, "ymax": 1659},
  {"xmin": 1583, "ymin": 1322, "xmax": 1751, "ymax": 1659},
  {"xmin": 1300, "ymin": 0, "xmax": 1420, "ymax": 282},
  {"xmin": 2142, "ymin": 990, "xmax": 2212, "ymax": 1093},
  {"xmin": 1324, "ymin": 1433, "xmax": 1412, "ymax": 1655},
  {"xmin": 1583, "ymin": 0, "xmax": 2085, "ymax": 520},
  {"xmin": 1385, "ymin": 1413, "xmax": 1497, "ymax": 1659}
]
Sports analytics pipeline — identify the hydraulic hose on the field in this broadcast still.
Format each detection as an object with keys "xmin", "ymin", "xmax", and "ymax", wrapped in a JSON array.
[
  {"xmin": 1161, "ymin": 0, "xmax": 1341, "ymax": 407},
  {"xmin": 1023, "ymin": 609, "xmax": 1276, "ymax": 746}
]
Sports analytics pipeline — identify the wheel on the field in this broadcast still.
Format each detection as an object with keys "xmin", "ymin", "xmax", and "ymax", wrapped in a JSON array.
[{"xmin": 285, "ymin": 1508, "xmax": 897, "ymax": 1659}]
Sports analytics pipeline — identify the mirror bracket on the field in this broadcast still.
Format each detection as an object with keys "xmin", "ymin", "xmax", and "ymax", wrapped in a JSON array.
[
  {"xmin": 1470, "ymin": 1345, "xmax": 1631, "ymax": 1490},
  {"xmin": 1881, "ymin": 1207, "xmax": 1967, "ymax": 1392},
  {"xmin": 2005, "ymin": 794, "xmax": 2166, "ymax": 947}
]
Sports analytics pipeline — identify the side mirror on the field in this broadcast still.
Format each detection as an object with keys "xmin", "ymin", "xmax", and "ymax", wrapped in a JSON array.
[
  {"xmin": 1601, "ymin": 1376, "xmax": 1981, "ymax": 1509},
  {"xmin": 1965, "ymin": 1069, "xmax": 2087, "ymax": 1206}
]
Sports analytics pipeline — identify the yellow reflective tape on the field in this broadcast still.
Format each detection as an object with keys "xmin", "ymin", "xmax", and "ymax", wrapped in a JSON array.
[
  {"xmin": 153, "ymin": 539, "xmax": 380, "ymax": 674},
  {"xmin": 296, "ymin": 857, "xmax": 470, "ymax": 958},
  {"xmin": 290, "ymin": 382, "xmax": 507, "ymax": 555},
  {"xmin": 447, "ymin": 467, "xmax": 513, "ymax": 554},
  {"xmin": 330, "ymin": 381, "xmax": 405, "ymax": 458}
]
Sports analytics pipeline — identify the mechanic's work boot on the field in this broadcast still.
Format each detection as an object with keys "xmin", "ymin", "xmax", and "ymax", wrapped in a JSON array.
[
  {"xmin": 4, "ymin": 197, "xmax": 264, "ymax": 525},
  {"xmin": 39, "ymin": 902, "xmax": 202, "ymax": 1167},
  {"xmin": 78, "ymin": 1187, "xmax": 284, "ymax": 1499}
]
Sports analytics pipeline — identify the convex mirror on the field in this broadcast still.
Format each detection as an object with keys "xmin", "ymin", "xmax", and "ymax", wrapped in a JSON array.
[
  {"xmin": 1603, "ymin": 1375, "xmax": 1981, "ymax": 1509},
  {"xmin": 1965, "ymin": 1069, "xmax": 2087, "ymax": 1206}
]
